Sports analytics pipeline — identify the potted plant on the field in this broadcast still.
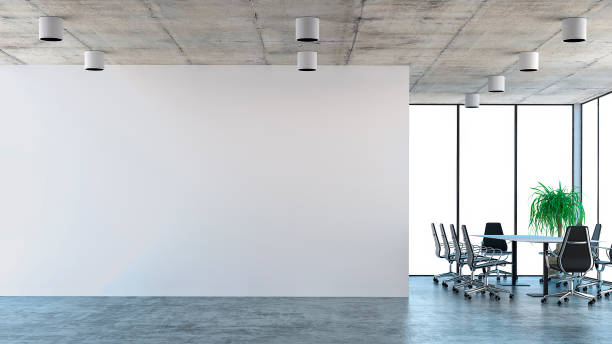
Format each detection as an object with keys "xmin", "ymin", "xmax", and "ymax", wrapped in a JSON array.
[{"xmin": 529, "ymin": 182, "xmax": 585, "ymax": 237}]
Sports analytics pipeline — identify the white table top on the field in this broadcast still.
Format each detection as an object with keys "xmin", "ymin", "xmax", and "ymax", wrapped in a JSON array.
[{"xmin": 472, "ymin": 234, "xmax": 604, "ymax": 244}]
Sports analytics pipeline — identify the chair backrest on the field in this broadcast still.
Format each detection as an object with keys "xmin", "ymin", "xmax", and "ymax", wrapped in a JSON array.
[
  {"xmin": 481, "ymin": 222, "xmax": 508, "ymax": 251},
  {"xmin": 439, "ymin": 223, "xmax": 452, "ymax": 259},
  {"xmin": 449, "ymin": 224, "xmax": 462, "ymax": 262},
  {"xmin": 431, "ymin": 223, "xmax": 442, "ymax": 258},
  {"xmin": 559, "ymin": 226, "xmax": 593, "ymax": 273},
  {"xmin": 591, "ymin": 224, "xmax": 602, "ymax": 259},
  {"xmin": 461, "ymin": 225, "xmax": 475, "ymax": 267}
]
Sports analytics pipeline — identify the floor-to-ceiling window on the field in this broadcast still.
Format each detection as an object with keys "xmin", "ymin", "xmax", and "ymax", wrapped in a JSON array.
[
  {"xmin": 582, "ymin": 100, "xmax": 598, "ymax": 227},
  {"xmin": 599, "ymin": 95, "xmax": 612, "ymax": 280},
  {"xmin": 409, "ymin": 105, "xmax": 456, "ymax": 274},
  {"xmin": 517, "ymin": 105, "xmax": 572, "ymax": 275},
  {"xmin": 460, "ymin": 105, "xmax": 514, "ymax": 242}
]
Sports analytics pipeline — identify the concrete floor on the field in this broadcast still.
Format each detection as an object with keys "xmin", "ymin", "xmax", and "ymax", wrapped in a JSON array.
[{"xmin": 1, "ymin": 276, "xmax": 612, "ymax": 343}]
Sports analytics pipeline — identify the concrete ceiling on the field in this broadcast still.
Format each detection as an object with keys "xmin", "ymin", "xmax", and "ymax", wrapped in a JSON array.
[{"xmin": 1, "ymin": 0, "xmax": 612, "ymax": 104}]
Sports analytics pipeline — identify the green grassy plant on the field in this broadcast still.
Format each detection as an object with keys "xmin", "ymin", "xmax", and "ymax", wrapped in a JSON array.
[{"xmin": 529, "ymin": 182, "xmax": 585, "ymax": 237}]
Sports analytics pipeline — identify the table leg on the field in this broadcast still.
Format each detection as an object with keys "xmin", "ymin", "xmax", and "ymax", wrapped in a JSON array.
[
  {"xmin": 512, "ymin": 240, "xmax": 517, "ymax": 285},
  {"xmin": 527, "ymin": 242, "xmax": 548, "ymax": 297},
  {"xmin": 543, "ymin": 242, "xmax": 548, "ymax": 295}
]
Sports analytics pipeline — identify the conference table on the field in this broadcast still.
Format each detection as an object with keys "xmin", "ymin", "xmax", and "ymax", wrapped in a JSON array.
[{"xmin": 473, "ymin": 234, "xmax": 602, "ymax": 297}]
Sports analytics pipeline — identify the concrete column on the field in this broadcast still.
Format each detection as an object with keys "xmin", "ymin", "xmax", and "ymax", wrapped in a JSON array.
[{"xmin": 573, "ymin": 103, "xmax": 582, "ymax": 196}]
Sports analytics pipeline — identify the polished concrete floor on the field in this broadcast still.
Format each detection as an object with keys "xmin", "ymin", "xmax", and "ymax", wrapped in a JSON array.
[{"xmin": 1, "ymin": 276, "xmax": 612, "ymax": 343}]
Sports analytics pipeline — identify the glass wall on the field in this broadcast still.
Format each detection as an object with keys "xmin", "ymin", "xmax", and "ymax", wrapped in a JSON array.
[
  {"xmin": 410, "ymin": 104, "xmax": 573, "ymax": 275},
  {"xmin": 409, "ymin": 106, "xmax": 456, "ymax": 275},
  {"xmin": 582, "ymin": 100, "xmax": 598, "ymax": 227},
  {"xmin": 517, "ymin": 105, "xmax": 572, "ymax": 275},
  {"xmin": 460, "ymin": 106, "xmax": 514, "ymax": 242},
  {"xmin": 599, "ymin": 95, "xmax": 612, "ymax": 279}
]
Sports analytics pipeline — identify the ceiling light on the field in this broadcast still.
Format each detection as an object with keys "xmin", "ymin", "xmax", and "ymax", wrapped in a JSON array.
[
  {"xmin": 296, "ymin": 17, "xmax": 319, "ymax": 42},
  {"xmin": 297, "ymin": 52, "xmax": 317, "ymax": 71},
  {"xmin": 39, "ymin": 16, "xmax": 63, "ymax": 41},
  {"xmin": 488, "ymin": 75, "xmax": 505, "ymax": 93},
  {"xmin": 562, "ymin": 17, "xmax": 587, "ymax": 42},
  {"xmin": 519, "ymin": 52, "xmax": 539, "ymax": 72},
  {"xmin": 84, "ymin": 51, "xmax": 104, "ymax": 71},
  {"xmin": 465, "ymin": 93, "xmax": 479, "ymax": 108}
]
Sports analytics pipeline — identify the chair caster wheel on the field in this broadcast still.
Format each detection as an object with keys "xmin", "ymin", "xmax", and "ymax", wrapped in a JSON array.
[
  {"xmin": 557, "ymin": 300, "xmax": 562, "ymax": 305},
  {"xmin": 555, "ymin": 283, "xmax": 561, "ymax": 288},
  {"xmin": 583, "ymin": 287, "xmax": 588, "ymax": 292},
  {"xmin": 597, "ymin": 293, "xmax": 602, "ymax": 299},
  {"xmin": 539, "ymin": 278, "xmax": 543, "ymax": 283},
  {"xmin": 503, "ymin": 276, "xmax": 507, "ymax": 279},
  {"xmin": 433, "ymin": 278, "xmax": 438, "ymax": 283},
  {"xmin": 541, "ymin": 298, "xmax": 547, "ymax": 304},
  {"xmin": 468, "ymin": 285, "xmax": 473, "ymax": 288},
  {"xmin": 442, "ymin": 282, "xmax": 448, "ymax": 288},
  {"xmin": 467, "ymin": 295, "xmax": 472, "ymax": 300},
  {"xmin": 481, "ymin": 290, "xmax": 485, "ymax": 294},
  {"xmin": 452, "ymin": 288, "xmax": 458, "ymax": 294},
  {"xmin": 489, "ymin": 292, "xmax": 494, "ymax": 297},
  {"xmin": 564, "ymin": 282, "xmax": 568, "ymax": 286},
  {"xmin": 509, "ymin": 294, "xmax": 513, "ymax": 299},
  {"xmin": 589, "ymin": 299, "xmax": 596, "ymax": 306},
  {"xmin": 605, "ymin": 293, "xmax": 610, "ymax": 298},
  {"xmin": 495, "ymin": 295, "xmax": 501, "ymax": 301},
  {"xmin": 564, "ymin": 297, "xmax": 569, "ymax": 302},
  {"xmin": 496, "ymin": 277, "xmax": 500, "ymax": 281}
]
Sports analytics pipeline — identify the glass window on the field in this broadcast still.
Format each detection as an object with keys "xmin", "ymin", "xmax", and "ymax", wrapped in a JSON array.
[
  {"xmin": 517, "ymin": 105, "xmax": 572, "ymax": 275},
  {"xmin": 460, "ymin": 106, "xmax": 514, "ymax": 246},
  {"xmin": 582, "ymin": 100, "xmax": 598, "ymax": 227},
  {"xmin": 599, "ymin": 95, "xmax": 612, "ymax": 280},
  {"xmin": 409, "ymin": 106, "xmax": 456, "ymax": 275}
]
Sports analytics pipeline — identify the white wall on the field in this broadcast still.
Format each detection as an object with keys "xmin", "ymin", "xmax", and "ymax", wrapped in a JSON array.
[{"xmin": 0, "ymin": 65, "xmax": 409, "ymax": 296}]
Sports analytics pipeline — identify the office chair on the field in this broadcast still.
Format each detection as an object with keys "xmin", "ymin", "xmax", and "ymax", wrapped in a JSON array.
[
  {"xmin": 461, "ymin": 225, "xmax": 513, "ymax": 301},
  {"xmin": 541, "ymin": 226, "xmax": 596, "ymax": 306},
  {"xmin": 479, "ymin": 222, "xmax": 512, "ymax": 281},
  {"xmin": 594, "ymin": 242, "xmax": 612, "ymax": 298},
  {"xmin": 432, "ymin": 223, "xmax": 456, "ymax": 283},
  {"xmin": 573, "ymin": 224, "xmax": 601, "ymax": 291},
  {"xmin": 447, "ymin": 224, "xmax": 475, "ymax": 291}
]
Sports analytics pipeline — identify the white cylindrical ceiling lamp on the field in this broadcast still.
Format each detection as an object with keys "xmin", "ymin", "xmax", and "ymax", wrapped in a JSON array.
[
  {"xmin": 519, "ymin": 52, "xmax": 539, "ymax": 72},
  {"xmin": 488, "ymin": 75, "xmax": 505, "ymax": 93},
  {"xmin": 84, "ymin": 51, "xmax": 104, "ymax": 71},
  {"xmin": 39, "ymin": 16, "xmax": 63, "ymax": 41},
  {"xmin": 465, "ymin": 93, "xmax": 480, "ymax": 108},
  {"xmin": 562, "ymin": 17, "xmax": 587, "ymax": 42},
  {"xmin": 297, "ymin": 51, "xmax": 317, "ymax": 71},
  {"xmin": 296, "ymin": 17, "xmax": 319, "ymax": 42}
]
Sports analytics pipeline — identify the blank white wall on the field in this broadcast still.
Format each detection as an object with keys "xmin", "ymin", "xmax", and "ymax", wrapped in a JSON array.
[{"xmin": 0, "ymin": 66, "xmax": 410, "ymax": 296}]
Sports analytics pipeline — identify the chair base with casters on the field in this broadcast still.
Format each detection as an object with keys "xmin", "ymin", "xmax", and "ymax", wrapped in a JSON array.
[
  {"xmin": 583, "ymin": 261, "xmax": 612, "ymax": 299},
  {"xmin": 433, "ymin": 262, "xmax": 458, "ymax": 284},
  {"xmin": 541, "ymin": 276, "xmax": 595, "ymax": 305},
  {"xmin": 478, "ymin": 263, "xmax": 513, "ymax": 281},
  {"xmin": 465, "ymin": 265, "xmax": 513, "ymax": 301}
]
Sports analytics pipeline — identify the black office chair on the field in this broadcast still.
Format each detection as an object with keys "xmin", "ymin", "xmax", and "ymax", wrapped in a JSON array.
[
  {"xmin": 432, "ymin": 223, "xmax": 456, "ymax": 283},
  {"xmin": 479, "ymin": 222, "xmax": 512, "ymax": 281},
  {"xmin": 541, "ymin": 226, "xmax": 596, "ymax": 305},
  {"xmin": 574, "ymin": 224, "xmax": 602, "ymax": 291}
]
